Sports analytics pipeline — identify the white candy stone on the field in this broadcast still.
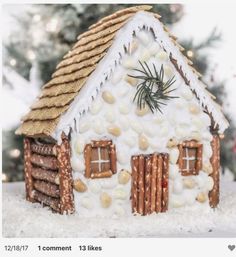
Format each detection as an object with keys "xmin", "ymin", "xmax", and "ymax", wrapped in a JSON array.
[
  {"xmin": 136, "ymin": 31, "xmax": 150, "ymax": 45},
  {"xmin": 175, "ymin": 126, "xmax": 187, "ymax": 138},
  {"xmin": 201, "ymin": 113, "xmax": 211, "ymax": 127},
  {"xmin": 191, "ymin": 131, "xmax": 202, "ymax": 141},
  {"xmin": 102, "ymin": 91, "xmax": 115, "ymax": 104},
  {"xmin": 89, "ymin": 180, "xmax": 101, "ymax": 194},
  {"xmin": 73, "ymin": 178, "xmax": 87, "ymax": 192},
  {"xmin": 160, "ymin": 124, "xmax": 169, "ymax": 137},
  {"xmin": 143, "ymin": 124, "xmax": 156, "ymax": 137},
  {"xmin": 168, "ymin": 113, "xmax": 176, "ymax": 126},
  {"xmin": 149, "ymin": 42, "xmax": 160, "ymax": 55},
  {"xmin": 173, "ymin": 179, "xmax": 183, "ymax": 194},
  {"xmin": 203, "ymin": 143, "xmax": 213, "ymax": 159},
  {"xmin": 100, "ymin": 192, "xmax": 112, "ymax": 208},
  {"xmin": 164, "ymin": 65, "xmax": 173, "ymax": 78},
  {"xmin": 170, "ymin": 195, "xmax": 185, "ymax": 208},
  {"xmin": 114, "ymin": 205, "xmax": 125, "ymax": 217},
  {"xmin": 70, "ymin": 156, "xmax": 78, "ymax": 172},
  {"xmin": 195, "ymin": 177, "xmax": 204, "ymax": 189},
  {"xmin": 156, "ymin": 50, "xmax": 168, "ymax": 61},
  {"xmin": 169, "ymin": 147, "xmax": 179, "ymax": 164},
  {"xmin": 125, "ymin": 75, "xmax": 138, "ymax": 86},
  {"xmin": 169, "ymin": 164, "xmax": 179, "ymax": 180},
  {"xmin": 117, "ymin": 150, "xmax": 128, "ymax": 165},
  {"xmin": 113, "ymin": 188, "xmax": 127, "ymax": 200},
  {"xmin": 206, "ymin": 176, "xmax": 214, "ymax": 191},
  {"xmin": 90, "ymin": 100, "xmax": 102, "ymax": 115},
  {"xmin": 130, "ymin": 120, "xmax": 143, "ymax": 134},
  {"xmin": 183, "ymin": 178, "xmax": 196, "ymax": 189},
  {"xmin": 196, "ymin": 192, "xmax": 207, "ymax": 203},
  {"xmin": 189, "ymin": 103, "xmax": 201, "ymax": 114},
  {"xmin": 119, "ymin": 116, "xmax": 130, "ymax": 131},
  {"xmin": 123, "ymin": 134, "xmax": 136, "ymax": 147},
  {"xmin": 118, "ymin": 169, "xmax": 131, "ymax": 184},
  {"xmin": 175, "ymin": 100, "xmax": 186, "ymax": 109},
  {"xmin": 202, "ymin": 132, "xmax": 213, "ymax": 142},
  {"xmin": 135, "ymin": 105, "xmax": 149, "ymax": 116},
  {"xmin": 114, "ymin": 199, "xmax": 124, "ymax": 205},
  {"xmin": 180, "ymin": 121, "xmax": 190, "ymax": 128},
  {"xmin": 202, "ymin": 162, "xmax": 213, "ymax": 175},
  {"xmin": 139, "ymin": 134, "xmax": 149, "ymax": 150},
  {"xmin": 81, "ymin": 197, "xmax": 93, "ymax": 209},
  {"xmin": 107, "ymin": 125, "xmax": 121, "ymax": 137},
  {"xmin": 168, "ymin": 180, "xmax": 174, "ymax": 193},
  {"xmin": 183, "ymin": 191, "xmax": 196, "ymax": 205},
  {"xmin": 105, "ymin": 109, "xmax": 116, "ymax": 123},
  {"xmin": 71, "ymin": 156, "xmax": 85, "ymax": 173},
  {"xmin": 181, "ymin": 88, "xmax": 194, "ymax": 101},
  {"xmin": 192, "ymin": 117, "xmax": 204, "ymax": 130},
  {"xmin": 93, "ymin": 119, "xmax": 105, "ymax": 135},
  {"xmin": 123, "ymin": 57, "xmax": 137, "ymax": 69},
  {"xmin": 140, "ymin": 49, "xmax": 151, "ymax": 62},
  {"xmin": 111, "ymin": 70, "xmax": 124, "ymax": 85},
  {"xmin": 119, "ymin": 102, "xmax": 130, "ymax": 114},
  {"xmin": 74, "ymin": 137, "xmax": 85, "ymax": 154},
  {"xmin": 153, "ymin": 116, "xmax": 165, "ymax": 124},
  {"xmin": 117, "ymin": 85, "xmax": 130, "ymax": 97},
  {"xmin": 101, "ymin": 176, "xmax": 117, "ymax": 189},
  {"xmin": 129, "ymin": 39, "xmax": 139, "ymax": 54},
  {"xmin": 195, "ymin": 171, "xmax": 208, "ymax": 188},
  {"xmin": 79, "ymin": 121, "xmax": 90, "ymax": 133},
  {"xmin": 149, "ymin": 140, "xmax": 164, "ymax": 151}
]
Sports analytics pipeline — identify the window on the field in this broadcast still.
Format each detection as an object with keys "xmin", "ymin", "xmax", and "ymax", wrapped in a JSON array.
[
  {"xmin": 178, "ymin": 140, "xmax": 203, "ymax": 176},
  {"xmin": 84, "ymin": 140, "xmax": 117, "ymax": 179}
]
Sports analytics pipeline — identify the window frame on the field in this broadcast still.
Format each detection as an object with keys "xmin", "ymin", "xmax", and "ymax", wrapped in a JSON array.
[
  {"xmin": 84, "ymin": 140, "xmax": 117, "ymax": 179},
  {"xmin": 178, "ymin": 140, "xmax": 203, "ymax": 176}
]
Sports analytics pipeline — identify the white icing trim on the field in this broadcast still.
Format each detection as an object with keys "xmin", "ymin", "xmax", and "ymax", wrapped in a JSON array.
[{"xmin": 52, "ymin": 11, "xmax": 229, "ymax": 142}]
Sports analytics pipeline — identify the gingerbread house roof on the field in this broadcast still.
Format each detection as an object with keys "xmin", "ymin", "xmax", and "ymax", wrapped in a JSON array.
[{"xmin": 16, "ymin": 5, "xmax": 229, "ymax": 140}]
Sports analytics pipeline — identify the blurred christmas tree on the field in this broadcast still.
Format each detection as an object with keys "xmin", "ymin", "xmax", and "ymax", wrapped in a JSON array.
[
  {"xmin": 2, "ymin": 4, "xmax": 236, "ymax": 181},
  {"xmin": 180, "ymin": 29, "xmax": 236, "ymax": 180}
]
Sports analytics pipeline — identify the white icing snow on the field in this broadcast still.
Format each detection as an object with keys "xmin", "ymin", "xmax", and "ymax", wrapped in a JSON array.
[
  {"xmin": 53, "ymin": 11, "xmax": 228, "ymax": 141},
  {"xmin": 3, "ymin": 178, "xmax": 236, "ymax": 237}
]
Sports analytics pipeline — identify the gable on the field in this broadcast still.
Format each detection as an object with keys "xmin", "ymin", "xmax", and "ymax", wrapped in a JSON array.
[
  {"xmin": 16, "ymin": 5, "xmax": 228, "ymax": 140},
  {"xmin": 69, "ymin": 28, "xmax": 213, "ymax": 159}
]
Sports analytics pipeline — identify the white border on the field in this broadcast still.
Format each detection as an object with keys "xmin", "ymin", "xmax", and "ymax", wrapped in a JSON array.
[{"xmin": 1, "ymin": 3, "xmax": 235, "ymax": 254}]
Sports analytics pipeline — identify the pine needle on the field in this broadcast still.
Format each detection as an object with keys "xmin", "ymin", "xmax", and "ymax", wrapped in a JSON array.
[{"xmin": 130, "ymin": 61, "xmax": 178, "ymax": 113}]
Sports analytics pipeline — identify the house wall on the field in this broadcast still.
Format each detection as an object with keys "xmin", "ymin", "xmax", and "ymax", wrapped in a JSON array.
[{"xmin": 70, "ymin": 29, "xmax": 214, "ymax": 217}]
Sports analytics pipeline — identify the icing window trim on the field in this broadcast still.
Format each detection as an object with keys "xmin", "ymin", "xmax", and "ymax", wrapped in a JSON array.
[
  {"xmin": 84, "ymin": 140, "xmax": 117, "ymax": 179},
  {"xmin": 178, "ymin": 140, "xmax": 203, "ymax": 176}
]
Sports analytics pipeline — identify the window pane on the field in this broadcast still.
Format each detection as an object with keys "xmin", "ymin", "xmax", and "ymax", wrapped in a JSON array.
[
  {"xmin": 90, "ymin": 146, "xmax": 111, "ymax": 173},
  {"xmin": 91, "ymin": 147, "xmax": 99, "ymax": 173},
  {"xmin": 189, "ymin": 160, "xmax": 196, "ymax": 170},
  {"xmin": 101, "ymin": 147, "xmax": 110, "ymax": 171},
  {"xmin": 188, "ymin": 148, "xmax": 197, "ymax": 158},
  {"xmin": 183, "ymin": 147, "xmax": 197, "ymax": 172},
  {"xmin": 183, "ymin": 159, "xmax": 188, "ymax": 170}
]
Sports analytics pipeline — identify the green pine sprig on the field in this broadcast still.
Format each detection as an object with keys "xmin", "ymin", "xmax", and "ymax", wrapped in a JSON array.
[{"xmin": 129, "ymin": 61, "xmax": 178, "ymax": 113}]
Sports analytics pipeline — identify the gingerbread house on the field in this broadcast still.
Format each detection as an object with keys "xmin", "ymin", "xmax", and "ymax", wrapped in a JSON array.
[{"xmin": 16, "ymin": 5, "xmax": 229, "ymax": 216}]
